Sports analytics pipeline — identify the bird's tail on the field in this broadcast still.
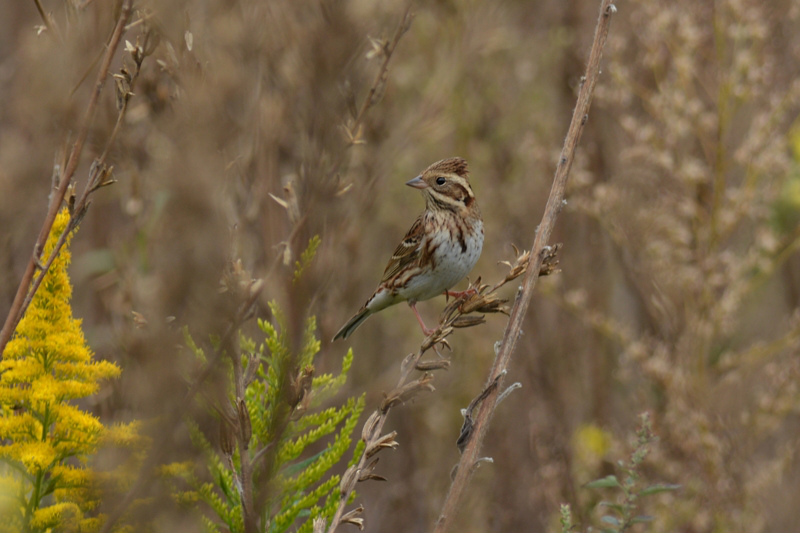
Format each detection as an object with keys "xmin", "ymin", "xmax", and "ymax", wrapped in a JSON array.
[{"xmin": 332, "ymin": 308, "xmax": 372, "ymax": 341}]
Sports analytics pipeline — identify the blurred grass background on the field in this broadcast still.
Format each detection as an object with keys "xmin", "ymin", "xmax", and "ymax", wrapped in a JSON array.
[{"xmin": 2, "ymin": 0, "xmax": 800, "ymax": 531}]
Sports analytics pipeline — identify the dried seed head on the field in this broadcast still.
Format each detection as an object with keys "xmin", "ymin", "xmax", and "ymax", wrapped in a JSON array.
[
  {"xmin": 365, "ymin": 431, "xmax": 399, "ymax": 459},
  {"xmin": 289, "ymin": 365, "xmax": 314, "ymax": 408},
  {"xmin": 141, "ymin": 25, "xmax": 160, "ymax": 57},
  {"xmin": 339, "ymin": 465, "xmax": 359, "ymax": 495},
  {"xmin": 219, "ymin": 419, "xmax": 234, "ymax": 457},
  {"xmin": 421, "ymin": 330, "xmax": 452, "ymax": 353},
  {"xmin": 340, "ymin": 505, "xmax": 365, "ymax": 530},
  {"xmin": 243, "ymin": 353, "xmax": 260, "ymax": 388},
  {"xmin": 538, "ymin": 242, "xmax": 563, "ymax": 277},
  {"xmin": 131, "ymin": 310, "xmax": 148, "ymax": 329},
  {"xmin": 361, "ymin": 410, "xmax": 381, "ymax": 442},
  {"xmin": 113, "ymin": 67, "xmax": 134, "ymax": 111},
  {"xmin": 381, "ymin": 375, "xmax": 435, "ymax": 411},
  {"xmin": 313, "ymin": 517, "xmax": 327, "ymax": 533},
  {"xmin": 237, "ymin": 398, "xmax": 251, "ymax": 447},
  {"xmin": 451, "ymin": 315, "xmax": 486, "ymax": 328},
  {"xmin": 414, "ymin": 359, "xmax": 451, "ymax": 371},
  {"xmin": 357, "ymin": 458, "xmax": 387, "ymax": 482}
]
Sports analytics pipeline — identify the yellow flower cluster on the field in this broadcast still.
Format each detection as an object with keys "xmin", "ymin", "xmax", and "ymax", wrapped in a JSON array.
[{"xmin": 0, "ymin": 209, "xmax": 122, "ymax": 532}]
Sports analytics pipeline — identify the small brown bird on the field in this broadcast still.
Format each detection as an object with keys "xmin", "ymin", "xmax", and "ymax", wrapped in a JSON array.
[{"xmin": 333, "ymin": 157, "xmax": 484, "ymax": 340}]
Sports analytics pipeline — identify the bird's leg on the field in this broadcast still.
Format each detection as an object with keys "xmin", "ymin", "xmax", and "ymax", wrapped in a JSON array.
[
  {"xmin": 445, "ymin": 287, "xmax": 478, "ymax": 300},
  {"xmin": 408, "ymin": 301, "xmax": 436, "ymax": 336}
]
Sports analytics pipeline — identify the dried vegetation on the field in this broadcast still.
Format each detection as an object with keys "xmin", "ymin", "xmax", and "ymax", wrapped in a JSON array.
[{"xmin": 1, "ymin": 0, "xmax": 800, "ymax": 531}]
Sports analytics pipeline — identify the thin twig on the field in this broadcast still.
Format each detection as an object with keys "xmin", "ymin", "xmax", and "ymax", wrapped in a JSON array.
[
  {"xmin": 268, "ymin": 5, "xmax": 413, "ymax": 281},
  {"xmin": 327, "ymin": 3, "xmax": 414, "ymax": 182},
  {"xmin": 32, "ymin": 0, "xmax": 62, "ymax": 42},
  {"xmin": 0, "ymin": 0, "xmax": 134, "ymax": 358},
  {"xmin": 350, "ymin": 6, "xmax": 413, "ymax": 140},
  {"xmin": 324, "ymin": 345, "xmax": 430, "ymax": 533},
  {"xmin": 433, "ymin": 1, "xmax": 617, "ymax": 531}
]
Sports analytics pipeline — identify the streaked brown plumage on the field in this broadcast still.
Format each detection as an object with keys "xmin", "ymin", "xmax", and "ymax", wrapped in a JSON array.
[{"xmin": 333, "ymin": 158, "xmax": 484, "ymax": 340}]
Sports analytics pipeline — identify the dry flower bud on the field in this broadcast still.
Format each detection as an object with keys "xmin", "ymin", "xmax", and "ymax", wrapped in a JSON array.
[
  {"xmin": 131, "ymin": 311, "xmax": 148, "ymax": 329},
  {"xmin": 451, "ymin": 315, "xmax": 486, "ymax": 328},
  {"xmin": 141, "ymin": 26, "xmax": 160, "ymax": 57},
  {"xmin": 414, "ymin": 359, "xmax": 451, "ymax": 371},
  {"xmin": 357, "ymin": 458, "xmax": 386, "ymax": 482},
  {"xmin": 421, "ymin": 331, "xmax": 452, "ymax": 353},
  {"xmin": 340, "ymin": 506, "xmax": 365, "ymax": 530},
  {"xmin": 243, "ymin": 353, "xmax": 260, "ymax": 388},
  {"xmin": 366, "ymin": 36, "xmax": 386, "ymax": 59},
  {"xmin": 289, "ymin": 365, "xmax": 314, "ymax": 408},
  {"xmin": 339, "ymin": 465, "xmax": 359, "ymax": 494},
  {"xmin": 312, "ymin": 517, "xmax": 327, "ymax": 533},
  {"xmin": 237, "ymin": 398, "xmax": 251, "ymax": 447},
  {"xmin": 113, "ymin": 67, "xmax": 134, "ymax": 111},
  {"xmin": 381, "ymin": 375, "xmax": 435, "ymax": 411},
  {"xmin": 361, "ymin": 410, "xmax": 381, "ymax": 442},
  {"xmin": 365, "ymin": 431, "xmax": 399, "ymax": 458},
  {"xmin": 219, "ymin": 419, "xmax": 234, "ymax": 457}
]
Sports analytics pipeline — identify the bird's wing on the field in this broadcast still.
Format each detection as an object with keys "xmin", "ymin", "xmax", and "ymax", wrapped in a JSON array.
[{"xmin": 380, "ymin": 215, "xmax": 426, "ymax": 283}]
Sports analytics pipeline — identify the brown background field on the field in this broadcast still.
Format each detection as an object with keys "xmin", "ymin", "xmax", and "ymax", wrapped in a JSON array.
[{"xmin": 2, "ymin": 0, "xmax": 800, "ymax": 531}]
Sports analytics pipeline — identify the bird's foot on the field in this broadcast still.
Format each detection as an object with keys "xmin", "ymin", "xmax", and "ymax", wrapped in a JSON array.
[{"xmin": 445, "ymin": 287, "xmax": 478, "ymax": 300}]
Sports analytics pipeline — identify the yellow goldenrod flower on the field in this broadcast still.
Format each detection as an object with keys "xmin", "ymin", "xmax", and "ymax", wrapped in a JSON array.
[{"xmin": 0, "ymin": 209, "xmax": 131, "ymax": 532}]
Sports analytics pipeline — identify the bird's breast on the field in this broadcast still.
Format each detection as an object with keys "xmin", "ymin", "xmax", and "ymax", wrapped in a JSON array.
[{"xmin": 399, "ymin": 215, "xmax": 483, "ymax": 302}]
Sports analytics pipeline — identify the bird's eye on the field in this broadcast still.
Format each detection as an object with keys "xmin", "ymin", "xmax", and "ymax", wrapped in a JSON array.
[{"xmin": 436, "ymin": 177, "xmax": 446, "ymax": 185}]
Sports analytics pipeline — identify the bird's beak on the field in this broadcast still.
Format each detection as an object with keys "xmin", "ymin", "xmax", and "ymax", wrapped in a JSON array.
[{"xmin": 405, "ymin": 176, "xmax": 428, "ymax": 189}]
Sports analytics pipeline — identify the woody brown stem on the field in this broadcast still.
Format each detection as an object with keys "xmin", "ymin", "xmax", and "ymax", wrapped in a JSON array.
[
  {"xmin": 433, "ymin": 1, "xmax": 617, "ymax": 531},
  {"xmin": 0, "ymin": 0, "xmax": 134, "ymax": 358}
]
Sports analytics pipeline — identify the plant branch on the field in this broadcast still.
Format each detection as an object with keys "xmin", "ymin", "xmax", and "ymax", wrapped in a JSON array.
[
  {"xmin": 32, "ymin": 0, "xmax": 62, "ymax": 42},
  {"xmin": 325, "ymin": 247, "xmax": 561, "ymax": 533},
  {"xmin": 327, "ymin": 3, "xmax": 414, "ymax": 182},
  {"xmin": 0, "ymin": 0, "xmax": 134, "ymax": 357},
  {"xmin": 433, "ymin": 1, "xmax": 617, "ymax": 531}
]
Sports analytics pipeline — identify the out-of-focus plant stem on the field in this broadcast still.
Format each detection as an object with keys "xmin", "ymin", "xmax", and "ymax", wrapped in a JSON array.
[{"xmin": 0, "ymin": 0, "xmax": 134, "ymax": 358}]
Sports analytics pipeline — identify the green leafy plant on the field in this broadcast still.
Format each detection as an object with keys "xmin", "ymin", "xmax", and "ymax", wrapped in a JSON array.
[
  {"xmin": 167, "ymin": 302, "xmax": 364, "ymax": 533},
  {"xmin": 586, "ymin": 413, "xmax": 679, "ymax": 532},
  {"xmin": 559, "ymin": 414, "xmax": 680, "ymax": 533},
  {"xmin": 0, "ymin": 209, "xmax": 141, "ymax": 532},
  {"xmin": 293, "ymin": 236, "xmax": 322, "ymax": 284}
]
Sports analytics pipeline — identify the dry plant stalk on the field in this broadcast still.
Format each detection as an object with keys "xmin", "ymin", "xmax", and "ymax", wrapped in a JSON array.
[
  {"xmin": 433, "ymin": 0, "xmax": 617, "ymax": 531},
  {"xmin": 0, "ymin": 0, "xmax": 135, "ymax": 356},
  {"xmin": 325, "ymin": 247, "xmax": 561, "ymax": 533},
  {"xmin": 327, "ymin": 3, "xmax": 414, "ymax": 184}
]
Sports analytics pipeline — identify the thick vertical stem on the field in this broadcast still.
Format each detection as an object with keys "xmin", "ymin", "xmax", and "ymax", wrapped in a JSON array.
[{"xmin": 432, "ymin": 1, "xmax": 617, "ymax": 531}]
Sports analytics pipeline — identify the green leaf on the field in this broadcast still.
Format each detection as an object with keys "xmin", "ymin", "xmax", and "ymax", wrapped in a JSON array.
[
  {"xmin": 293, "ymin": 235, "xmax": 322, "ymax": 283},
  {"xmin": 597, "ymin": 501, "xmax": 625, "ymax": 513},
  {"xmin": 585, "ymin": 475, "xmax": 621, "ymax": 489},
  {"xmin": 601, "ymin": 515, "xmax": 620, "ymax": 526},
  {"xmin": 631, "ymin": 515, "xmax": 655, "ymax": 523},
  {"xmin": 283, "ymin": 449, "xmax": 329, "ymax": 476},
  {"xmin": 639, "ymin": 483, "xmax": 681, "ymax": 496}
]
